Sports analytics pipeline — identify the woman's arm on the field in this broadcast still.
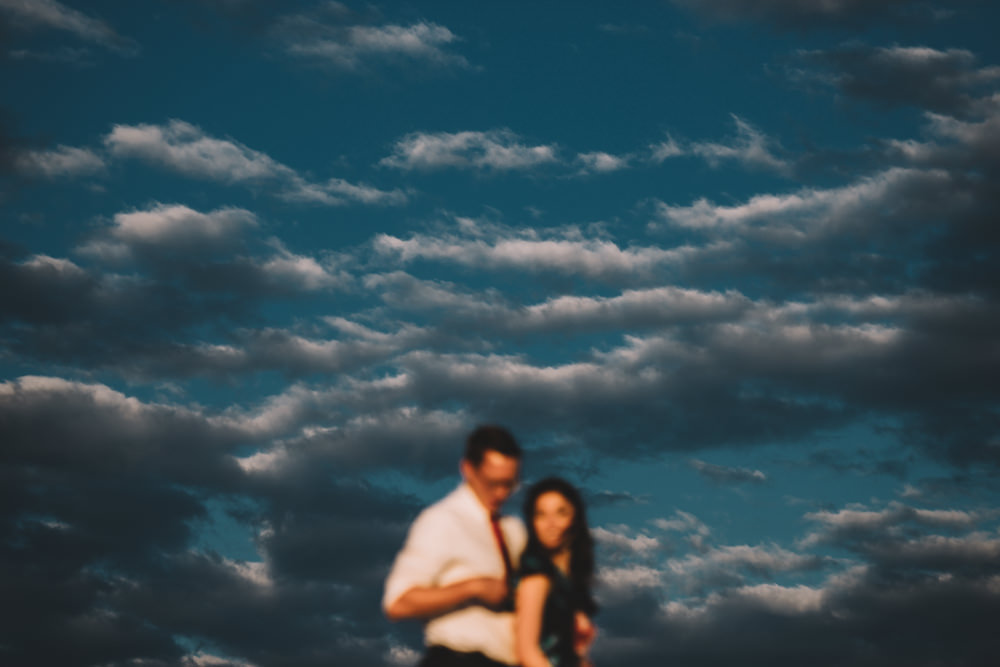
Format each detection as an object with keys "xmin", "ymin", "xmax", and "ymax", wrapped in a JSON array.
[{"xmin": 515, "ymin": 574, "xmax": 553, "ymax": 667}]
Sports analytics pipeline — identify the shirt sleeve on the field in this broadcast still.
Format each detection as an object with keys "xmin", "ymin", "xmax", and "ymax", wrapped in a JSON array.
[
  {"xmin": 382, "ymin": 508, "xmax": 447, "ymax": 611},
  {"xmin": 517, "ymin": 550, "xmax": 551, "ymax": 579}
]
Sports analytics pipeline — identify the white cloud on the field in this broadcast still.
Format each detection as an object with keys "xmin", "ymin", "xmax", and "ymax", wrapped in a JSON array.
[
  {"xmin": 380, "ymin": 129, "xmax": 558, "ymax": 171},
  {"xmin": 223, "ymin": 557, "xmax": 273, "ymax": 589},
  {"xmin": 599, "ymin": 564, "xmax": 663, "ymax": 592},
  {"xmin": 886, "ymin": 108, "xmax": 1000, "ymax": 166},
  {"xmin": 649, "ymin": 115, "xmax": 789, "ymax": 174},
  {"xmin": 805, "ymin": 502, "xmax": 977, "ymax": 532},
  {"xmin": 728, "ymin": 583, "xmax": 825, "ymax": 615},
  {"xmin": 281, "ymin": 176, "xmax": 408, "ymax": 207},
  {"xmin": 575, "ymin": 150, "xmax": 632, "ymax": 173},
  {"xmin": 103, "ymin": 119, "xmax": 403, "ymax": 206},
  {"xmin": 279, "ymin": 18, "xmax": 469, "ymax": 71},
  {"xmin": 594, "ymin": 525, "xmax": 662, "ymax": 558},
  {"xmin": 366, "ymin": 272, "xmax": 749, "ymax": 333},
  {"xmin": 649, "ymin": 134, "xmax": 684, "ymax": 161},
  {"xmin": 654, "ymin": 167, "xmax": 950, "ymax": 236},
  {"xmin": 259, "ymin": 251, "xmax": 343, "ymax": 291},
  {"xmin": 653, "ymin": 510, "xmax": 710, "ymax": 536},
  {"xmin": 104, "ymin": 119, "xmax": 402, "ymax": 206},
  {"xmin": 105, "ymin": 120, "xmax": 294, "ymax": 183},
  {"xmin": 373, "ymin": 226, "xmax": 691, "ymax": 280},
  {"xmin": 15, "ymin": 145, "xmax": 106, "ymax": 178},
  {"xmin": 800, "ymin": 502, "xmax": 982, "ymax": 548},
  {"xmin": 110, "ymin": 203, "xmax": 257, "ymax": 246},
  {"xmin": 19, "ymin": 254, "xmax": 87, "ymax": 278},
  {"xmin": 666, "ymin": 543, "xmax": 819, "ymax": 578},
  {"xmin": 516, "ymin": 286, "xmax": 749, "ymax": 331},
  {"xmin": 922, "ymin": 110, "xmax": 1000, "ymax": 153},
  {"xmin": 689, "ymin": 115, "xmax": 789, "ymax": 173}
]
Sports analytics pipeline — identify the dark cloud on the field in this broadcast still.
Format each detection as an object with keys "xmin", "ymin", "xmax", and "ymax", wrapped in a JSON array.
[
  {"xmin": 796, "ymin": 44, "xmax": 1000, "ymax": 115},
  {"xmin": 0, "ymin": 0, "xmax": 139, "ymax": 55},
  {"xmin": 588, "ymin": 489, "xmax": 652, "ymax": 508},
  {"xmin": 592, "ymin": 500, "xmax": 1000, "ymax": 667},
  {"xmin": 0, "ymin": 374, "xmax": 428, "ymax": 666},
  {"xmin": 595, "ymin": 570, "xmax": 1000, "ymax": 667},
  {"xmin": 801, "ymin": 447, "xmax": 911, "ymax": 479},
  {"xmin": 670, "ymin": 0, "xmax": 939, "ymax": 29},
  {"xmin": 689, "ymin": 458, "xmax": 768, "ymax": 484},
  {"xmin": 0, "ymin": 376, "xmax": 250, "ymax": 484}
]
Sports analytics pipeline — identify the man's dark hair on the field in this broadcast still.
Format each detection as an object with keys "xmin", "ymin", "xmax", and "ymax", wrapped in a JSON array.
[{"xmin": 463, "ymin": 424, "xmax": 522, "ymax": 466}]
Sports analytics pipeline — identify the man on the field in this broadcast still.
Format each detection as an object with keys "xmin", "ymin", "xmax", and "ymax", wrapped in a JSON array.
[{"xmin": 384, "ymin": 425, "xmax": 527, "ymax": 667}]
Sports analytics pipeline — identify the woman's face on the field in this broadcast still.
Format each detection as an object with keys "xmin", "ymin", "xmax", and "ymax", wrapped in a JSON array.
[{"xmin": 533, "ymin": 490, "xmax": 575, "ymax": 551}]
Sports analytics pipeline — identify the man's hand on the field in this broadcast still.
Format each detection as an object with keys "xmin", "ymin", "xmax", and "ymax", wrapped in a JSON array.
[
  {"xmin": 574, "ymin": 611, "xmax": 596, "ymax": 658},
  {"xmin": 385, "ymin": 576, "xmax": 509, "ymax": 620},
  {"xmin": 469, "ymin": 576, "xmax": 509, "ymax": 607}
]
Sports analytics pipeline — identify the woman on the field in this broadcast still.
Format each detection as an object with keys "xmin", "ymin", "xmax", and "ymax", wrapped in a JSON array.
[{"xmin": 515, "ymin": 477, "xmax": 597, "ymax": 667}]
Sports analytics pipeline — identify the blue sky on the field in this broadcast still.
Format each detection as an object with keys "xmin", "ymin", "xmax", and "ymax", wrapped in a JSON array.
[{"xmin": 2, "ymin": 1, "xmax": 999, "ymax": 665}]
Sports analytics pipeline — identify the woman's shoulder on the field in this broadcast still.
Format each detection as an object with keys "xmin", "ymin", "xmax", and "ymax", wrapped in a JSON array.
[{"xmin": 517, "ymin": 548, "xmax": 555, "ymax": 578}]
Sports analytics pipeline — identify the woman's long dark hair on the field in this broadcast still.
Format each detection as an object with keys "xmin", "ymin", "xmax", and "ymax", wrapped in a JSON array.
[{"xmin": 522, "ymin": 477, "xmax": 595, "ymax": 606}]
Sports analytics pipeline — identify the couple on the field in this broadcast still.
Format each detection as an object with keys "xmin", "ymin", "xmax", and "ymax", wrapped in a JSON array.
[{"xmin": 384, "ymin": 425, "xmax": 596, "ymax": 667}]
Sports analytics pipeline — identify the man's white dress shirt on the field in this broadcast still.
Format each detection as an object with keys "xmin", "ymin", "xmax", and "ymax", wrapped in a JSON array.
[{"xmin": 383, "ymin": 483, "xmax": 527, "ymax": 665}]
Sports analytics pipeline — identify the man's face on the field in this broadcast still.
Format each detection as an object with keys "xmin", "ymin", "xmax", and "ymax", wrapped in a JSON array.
[{"xmin": 461, "ymin": 450, "xmax": 520, "ymax": 515}]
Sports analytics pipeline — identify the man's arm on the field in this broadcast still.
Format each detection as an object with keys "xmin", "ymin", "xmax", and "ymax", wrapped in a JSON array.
[{"xmin": 385, "ymin": 576, "xmax": 508, "ymax": 621}]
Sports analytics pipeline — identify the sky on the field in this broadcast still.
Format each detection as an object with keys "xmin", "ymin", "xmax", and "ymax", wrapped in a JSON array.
[{"xmin": 2, "ymin": 0, "xmax": 999, "ymax": 665}]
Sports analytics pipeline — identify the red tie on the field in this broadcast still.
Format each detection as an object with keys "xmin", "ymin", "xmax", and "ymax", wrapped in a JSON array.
[{"xmin": 490, "ymin": 515, "xmax": 513, "ymax": 579}]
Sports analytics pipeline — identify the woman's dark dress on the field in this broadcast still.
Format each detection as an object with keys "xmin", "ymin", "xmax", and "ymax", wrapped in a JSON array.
[{"xmin": 517, "ymin": 551, "xmax": 596, "ymax": 667}]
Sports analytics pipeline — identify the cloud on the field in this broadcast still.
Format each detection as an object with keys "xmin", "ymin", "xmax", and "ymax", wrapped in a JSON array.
[
  {"xmin": 0, "ymin": 375, "xmax": 248, "ymax": 483},
  {"xmin": 669, "ymin": 0, "xmax": 932, "ymax": 29},
  {"xmin": 108, "ymin": 203, "xmax": 258, "ymax": 247},
  {"xmin": 373, "ymin": 221, "xmax": 690, "ymax": 281},
  {"xmin": 664, "ymin": 543, "xmax": 825, "ymax": 591},
  {"xmin": 594, "ymin": 525, "xmax": 663, "ymax": 560},
  {"xmin": 380, "ymin": 129, "xmax": 558, "ymax": 171},
  {"xmin": 13, "ymin": 144, "xmax": 106, "ymax": 177},
  {"xmin": 8, "ymin": 45, "xmax": 96, "ymax": 66},
  {"xmin": 651, "ymin": 115, "xmax": 790, "ymax": 174},
  {"xmin": 593, "ymin": 499, "xmax": 1000, "ymax": 667},
  {"xmin": 105, "ymin": 119, "xmax": 294, "ymax": 183},
  {"xmin": 240, "ymin": 405, "xmax": 470, "ymax": 479},
  {"xmin": 796, "ymin": 45, "xmax": 1000, "ymax": 115},
  {"xmin": 575, "ymin": 150, "xmax": 632, "ymax": 174},
  {"xmin": 273, "ymin": 5, "xmax": 469, "ymax": 72},
  {"xmin": 0, "ymin": 0, "xmax": 138, "ymax": 54},
  {"xmin": 689, "ymin": 458, "xmax": 768, "ymax": 484},
  {"xmin": 0, "ymin": 374, "xmax": 421, "ymax": 663},
  {"xmin": 367, "ymin": 271, "xmax": 751, "ymax": 334},
  {"xmin": 887, "ymin": 108, "xmax": 1000, "ymax": 175},
  {"xmin": 801, "ymin": 501, "xmax": 981, "ymax": 548},
  {"xmin": 588, "ymin": 489, "xmax": 652, "ymax": 507},
  {"xmin": 105, "ymin": 119, "xmax": 404, "ymax": 205},
  {"xmin": 79, "ymin": 203, "xmax": 346, "ymax": 295},
  {"xmin": 597, "ymin": 566, "xmax": 1000, "ymax": 666},
  {"xmin": 0, "ymin": 206, "xmax": 353, "ymax": 382},
  {"xmin": 653, "ymin": 510, "xmax": 711, "ymax": 538},
  {"xmin": 653, "ymin": 166, "xmax": 946, "ymax": 234},
  {"xmin": 281, "ymin": 176, "xmax": 409, "ymax": 206}
]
